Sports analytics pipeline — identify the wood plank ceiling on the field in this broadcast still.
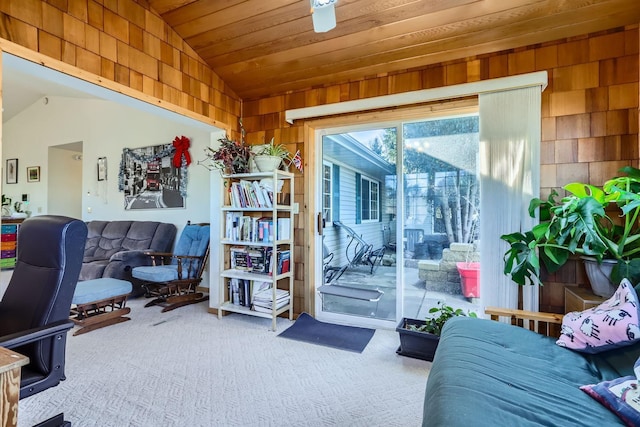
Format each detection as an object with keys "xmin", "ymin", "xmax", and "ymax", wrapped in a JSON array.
[{"xmin": 148, "ymin": 0, "xmax": 640, "ymax": 100}]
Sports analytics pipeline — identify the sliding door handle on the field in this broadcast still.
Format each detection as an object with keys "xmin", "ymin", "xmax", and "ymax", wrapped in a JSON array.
[{"xmin": 317, "ymin": 213, "xmax": 323, "ymax": 236}]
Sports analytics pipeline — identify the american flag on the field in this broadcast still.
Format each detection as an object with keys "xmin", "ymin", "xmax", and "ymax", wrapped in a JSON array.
[{"xmin": 292, "ymin": 150, "xmax": 303, "ymax": 173}]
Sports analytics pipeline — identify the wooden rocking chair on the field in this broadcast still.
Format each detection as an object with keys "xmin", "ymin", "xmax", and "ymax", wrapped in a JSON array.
[{"xmin": 132, "ymin": 222, "xmax": 210, "ymax": 312}]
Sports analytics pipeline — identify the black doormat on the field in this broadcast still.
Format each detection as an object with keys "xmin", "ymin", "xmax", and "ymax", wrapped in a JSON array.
[{"xmin": 278, "ymin": 312, "xmax": 375, "ymax": 353}]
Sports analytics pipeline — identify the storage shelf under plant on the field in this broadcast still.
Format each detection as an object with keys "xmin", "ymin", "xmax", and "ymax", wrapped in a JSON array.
[
  {"xmin": 215, "ymin": 169, "xmax": 294, "ymax": 331},
  {"xmin": 218, "ymin": 302, "xmax": 292, "ymax": 319},
  {"xmin": 220, "ymin": 268, "xmax": 292, "ymax": 282}
]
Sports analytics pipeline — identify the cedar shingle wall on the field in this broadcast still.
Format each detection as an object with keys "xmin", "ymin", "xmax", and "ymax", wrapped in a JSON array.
[
  {"xmin": 243, "ymin": 25, "xmax": 639, "ymax": 315},
  {"xmin": 0, "ymin": 0, "xmax": 240, "ymax": 129}
]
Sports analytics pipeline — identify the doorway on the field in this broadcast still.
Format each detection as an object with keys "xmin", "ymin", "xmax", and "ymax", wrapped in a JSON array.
[
  {"xmin": 315, "ymin": 113, "xmax": 480, "ymax": 329},
  {"xmin": 48, "ymin": 142, "xmax": 83, "ymax": 218}
]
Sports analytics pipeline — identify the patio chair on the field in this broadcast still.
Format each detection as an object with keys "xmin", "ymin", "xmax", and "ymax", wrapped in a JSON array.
[
  {"xmin": 323, "ymin": 243, "xmax": 348, "ymax": 284},
  {"xmin": 333, "ymin": 220, "xmax": 385, "ymax": 274},
  {"xmin": 132, "ymin": 222, "xmax": 210, "ymax": 312}
]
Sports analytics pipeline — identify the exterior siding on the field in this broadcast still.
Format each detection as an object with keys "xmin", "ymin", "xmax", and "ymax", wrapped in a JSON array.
[{"xmin": 323, "ymin": 159, "xmax": 385, "ymax": 270}]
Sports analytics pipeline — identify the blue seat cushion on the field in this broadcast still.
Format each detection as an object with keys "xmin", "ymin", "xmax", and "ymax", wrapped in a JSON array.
[
  {"xmin": 73, "ymin": 278, "xmax": 132, "ymax": 305},
  {"xmin": 132, "ymin": 265, "xmax": 179, "ymax": 282}
]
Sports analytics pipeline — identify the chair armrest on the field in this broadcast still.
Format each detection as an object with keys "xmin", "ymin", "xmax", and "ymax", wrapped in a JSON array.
[
  {"xmin": 0, "ymin": 320, "xmax": 74, "ymax": 349},
  {"xmin": 142, "ymin": 251, "xmax": 174, "ymax": 257},
  {"xmin": 109, "ymin": 250, "xmax": 148, "ymax": 262},
  {"xmin": 485, "ymin": 307, "xmax": 563, "ymax": 337}
]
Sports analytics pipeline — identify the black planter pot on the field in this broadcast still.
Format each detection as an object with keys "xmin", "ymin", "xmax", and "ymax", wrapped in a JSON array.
[{"xmin": 396, "ymin": 318, "xmax": 440, "ymax": 362}]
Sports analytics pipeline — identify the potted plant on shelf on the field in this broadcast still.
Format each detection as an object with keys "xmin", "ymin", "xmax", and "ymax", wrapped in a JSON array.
[
  {"xmin": 254, "ymin": 137, "xmax": 291, "ymax": 172},
  {"xmin": 501, "ymin": 166, "xmax": 640, "ymax": 297},
  {"xmin": 396, "ymin": 302, "xmax": 477, "ymax": 361},
  {"xmin": 205, "ymin": 135, "xmax": 253, "ymax": 174}
]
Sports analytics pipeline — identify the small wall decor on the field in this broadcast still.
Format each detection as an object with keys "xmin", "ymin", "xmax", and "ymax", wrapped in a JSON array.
[
  {"xmin": 6, "ymin": 159, "xmax": 17, "ymax": 184},
  {"xmin": 97, "ymin": 157, "xmax": 107, "ymax": 181},
  {"xmin": 118, "ymin": 142, "xmax": 187, "ymax": 210},
  {"xmin": 27, "ymin": 166, "xmax": 40, "ymax": 182}
]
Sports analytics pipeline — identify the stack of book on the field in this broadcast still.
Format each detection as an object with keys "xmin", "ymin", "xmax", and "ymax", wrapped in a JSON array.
[{"xmin": 252, "ymin": 288, "xmax": 290, "ymax": 313}]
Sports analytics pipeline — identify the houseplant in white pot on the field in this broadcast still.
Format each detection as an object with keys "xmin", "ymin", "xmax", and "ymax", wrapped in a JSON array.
[
  {"xmin": 254, "ymin": 138, "xmax": 290, "ymax": 172},
  {"xmin": 501, "ymin": 166, "xmax": 640, "ymax": 297},
  {"xmin": 396, "ymin": 302, "xmax": 476, "ymax": 361}
]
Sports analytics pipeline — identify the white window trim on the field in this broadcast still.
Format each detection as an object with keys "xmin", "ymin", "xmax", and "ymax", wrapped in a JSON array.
[
  {"xmin": 322, "ymin": 161, "xmax": 333, "ymax": 227},
  {"xmin": 360, "ymin": 175, "xmax": 380, "ymax": 223}
]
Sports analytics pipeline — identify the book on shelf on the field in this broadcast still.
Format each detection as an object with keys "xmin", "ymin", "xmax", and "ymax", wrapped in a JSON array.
[
  {"xmin": 278, "ymin": 250, "xmax": 290, "ymax": 274},
  {"xmin": 225, "ymin": 212, "xmax": 242, "ymax": 240},
  {"xmin": 228, "ymin": 278, "xmax": 253, "ymax": 307},
  {"xmin": 277, "ymin": 217, "xmax": 291, "ymax": 240},
  {"xmin": 253, "ymin": 298, "xmax": 290, "ymax": 313},
  {"xmin": 230, "ymin": 246, "xmax": 272, "ymax": 274},
  {"xmin": 229, "ymin": 179, "xmax": 276, "ymax": 209},
  {"xmin": 252, "ymin": 287, "xmax": 290, "ymax": 312},
  {"xmin": 230, "ymin": 246, "xmax": 250, "ymax": 271},
  {"xmin": 247, "ymin": 246, "xmax": 270, "ymax": 274},
  {"xmin": 266, "ymin": 249, "xmax": 291, "ymax": 275},
  {"xmin": 257, "ymin": 217, "xmax": 273, "ymax": 243}
]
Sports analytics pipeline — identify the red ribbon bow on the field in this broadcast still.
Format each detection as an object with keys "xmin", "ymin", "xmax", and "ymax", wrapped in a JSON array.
[{"xmin": 172, "ymin": 135, "xmax": 191, "ymax": 168}]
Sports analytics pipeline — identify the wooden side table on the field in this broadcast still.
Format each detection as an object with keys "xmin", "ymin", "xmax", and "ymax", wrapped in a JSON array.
[
  {"xmin": 0, "ymin": 346, "xmax": 29, "ymax": 427},
  {"xmin": 564, "ymin": 286, "xmax": 607, "ymax": 313}
]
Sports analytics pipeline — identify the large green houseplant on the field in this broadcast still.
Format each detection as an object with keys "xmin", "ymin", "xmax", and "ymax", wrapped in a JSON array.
[{"xmin": 501, "ymin": 166, "xmax": 640, "ymax": 291}]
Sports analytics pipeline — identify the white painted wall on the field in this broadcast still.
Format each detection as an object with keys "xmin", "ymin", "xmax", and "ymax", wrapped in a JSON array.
[
  {"xmin": 4, "ymin": 96, "xmax": 212, "ymax": 225},
  {"xmin": 3, "ymin": 95, "xmax": 223, "ymax": 289}
]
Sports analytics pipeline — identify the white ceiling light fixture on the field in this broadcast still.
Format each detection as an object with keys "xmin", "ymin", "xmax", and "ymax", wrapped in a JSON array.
[{"xmin": 310, "ymin": 0, "xmax": 338, "ymax": 33}]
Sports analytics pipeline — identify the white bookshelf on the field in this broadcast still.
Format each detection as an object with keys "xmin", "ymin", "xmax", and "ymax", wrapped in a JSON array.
[{"xmin": 217, "ymin": 170, "xmax": 294, "ymax": 331}]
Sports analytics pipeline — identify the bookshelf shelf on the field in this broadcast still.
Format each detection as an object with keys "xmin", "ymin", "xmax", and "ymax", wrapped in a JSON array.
[{"xmin": 216, "ymin": 169, "xmax": 294, "ymax": 331}]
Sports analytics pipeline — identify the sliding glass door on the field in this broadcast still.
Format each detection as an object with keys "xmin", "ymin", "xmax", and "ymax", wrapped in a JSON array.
[{"xmin": 315, "ymin": 113, "xmax": 479, "ymax": 329}]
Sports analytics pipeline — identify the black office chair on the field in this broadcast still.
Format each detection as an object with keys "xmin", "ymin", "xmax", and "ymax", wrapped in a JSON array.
[{"xmin": 0, "ymin": 215, "xmax": 88, "ymax": 427}]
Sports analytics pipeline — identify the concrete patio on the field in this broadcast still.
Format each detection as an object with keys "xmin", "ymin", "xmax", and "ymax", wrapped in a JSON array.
[{"xmin": 320, "ymin": 263, "xmax": 481, "ymax": 324}]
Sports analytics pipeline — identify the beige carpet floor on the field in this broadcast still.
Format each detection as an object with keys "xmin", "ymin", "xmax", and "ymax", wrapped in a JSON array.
[{"xmin": 17, "ymin": 297, "xmax": 431, "ymax": 427}]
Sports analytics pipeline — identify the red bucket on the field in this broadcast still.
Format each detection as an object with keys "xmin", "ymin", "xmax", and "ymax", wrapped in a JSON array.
[{"xmin": 456, "ymin": 262, "xmax": 480, "ymax": 298}]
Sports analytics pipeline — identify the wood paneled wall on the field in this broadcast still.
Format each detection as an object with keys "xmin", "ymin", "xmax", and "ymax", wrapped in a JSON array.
[
  {"xmin": 0, "ymin": 2, "xmax": 636, "ymax": 315},
  {"xmin": 243, "ymin": 25, "xmax": 639, "ymax": 315},
  {"xmin": 0, "ymin": 0, "xmax": 240, "ymax": 131}
]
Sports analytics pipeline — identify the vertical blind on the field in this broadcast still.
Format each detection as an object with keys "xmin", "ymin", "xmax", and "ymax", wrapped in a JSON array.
[{"xmin": 479, "ymin": 86, "xmax": 542, "ymax": 312}]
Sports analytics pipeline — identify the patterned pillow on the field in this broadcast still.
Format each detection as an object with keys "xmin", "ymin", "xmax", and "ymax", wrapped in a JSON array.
[
  {"xmin": 556, "ymin": 279, "xmax": 640, "ymax": 354},
  {"xmin": 581, "ymin": 356, "xmax": 640, "ymax": 427}
]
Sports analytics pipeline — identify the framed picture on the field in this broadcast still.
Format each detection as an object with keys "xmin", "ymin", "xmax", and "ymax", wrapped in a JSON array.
[
  {"xmin": 27, "ymin": 166, "xmax": 40, "ymax": 182},
  {"xmin": 6, "ymin": 159, "xmax": 17, "ymax": 184},
  {"xmin": 121, "ymin": 143, "xmax": 185, "ymax": 210},
  {"xmin": 97, "ymin": 157, "xmax": 107, "ymax": 181}
]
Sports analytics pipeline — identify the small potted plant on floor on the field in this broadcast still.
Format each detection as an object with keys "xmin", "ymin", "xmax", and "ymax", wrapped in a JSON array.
[
  {"xmin": 254, "ymin": 137, "xmax": 291, "ymax": 172},
  {"xmin": 396, "ymin": 302, "xmax": 477, "ymax": 361}
]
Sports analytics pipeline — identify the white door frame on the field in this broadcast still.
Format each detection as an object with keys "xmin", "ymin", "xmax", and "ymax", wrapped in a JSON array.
[{"xmin": 313, "ymin": 124, "xmax": 402, "ymax": 330}]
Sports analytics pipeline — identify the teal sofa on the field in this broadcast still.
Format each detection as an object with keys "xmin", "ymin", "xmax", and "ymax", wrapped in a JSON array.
[{"xmin": 422, "ymin": 316, "xmax": 640, "ymax": 426}]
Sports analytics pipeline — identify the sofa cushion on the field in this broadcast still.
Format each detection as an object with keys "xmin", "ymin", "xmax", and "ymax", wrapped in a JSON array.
[
  {"xmin": 557, "ymin": 279, "xmax": 640, "ymax": 354},
  {"xmin": 72, "ymin": 278, "xmax": 133, "ymax": 305},
  {"xmin": 80, "ymin": 260, "xmax": 109, "ymax": 279},
  {"xmin": 132, "ymin": 265, "xmax": 179, "ymax": 282},
  {"xmin": 83, "ymin": 220, "xmax": 109, "ymax": 259},
  {"xmin": 581, "ymin": 356, "xmax": 640, "ymax": 426},
  {"xmin": 93, "ymin": 221, "xmax": 131, "ymax": 260},
  {"xmin": 121, "ymin": 221, "xmax": 161, "ymax": 251}
]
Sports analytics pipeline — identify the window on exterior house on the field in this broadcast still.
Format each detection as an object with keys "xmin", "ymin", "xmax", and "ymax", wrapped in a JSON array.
[
  {"xmin": 322, "ymin": 162, "xmax": 332, "ymax": 225},
  {"xmin": 360, "ymin": 176, "xmax": 379, "ymax": 222}
]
